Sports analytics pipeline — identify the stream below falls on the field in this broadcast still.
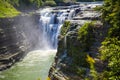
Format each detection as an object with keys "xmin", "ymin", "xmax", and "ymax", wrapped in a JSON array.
[{"xmin": 0, "ymin": 50, "xmax": 56, "ymax": 80}]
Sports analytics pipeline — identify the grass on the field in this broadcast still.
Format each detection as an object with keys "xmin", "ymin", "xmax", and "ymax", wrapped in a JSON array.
[{"xmin": 0, "ymin": 0, "xmax": 20, "ymax": 18}]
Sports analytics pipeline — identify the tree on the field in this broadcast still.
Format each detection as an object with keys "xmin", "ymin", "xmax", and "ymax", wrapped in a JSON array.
[{"xmin": 100, "ymin": 0, "xmax": 120, "ymax": 79}]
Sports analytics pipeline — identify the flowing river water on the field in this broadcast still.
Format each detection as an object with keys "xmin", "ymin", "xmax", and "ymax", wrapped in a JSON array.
[{"xmin": 0, "ymin": 50, "xmax": 56, "ymax": 80}]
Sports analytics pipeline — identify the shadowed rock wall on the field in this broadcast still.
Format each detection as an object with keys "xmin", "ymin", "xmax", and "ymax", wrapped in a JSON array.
[{"xmin": 0, "ymin": 14, "xmax": 40, "ymax": 71}]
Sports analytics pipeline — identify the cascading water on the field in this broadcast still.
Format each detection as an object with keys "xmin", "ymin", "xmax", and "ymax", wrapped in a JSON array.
[{"xmin": 39, "ymin": 8, "xmax": 75, "ymax": 49}]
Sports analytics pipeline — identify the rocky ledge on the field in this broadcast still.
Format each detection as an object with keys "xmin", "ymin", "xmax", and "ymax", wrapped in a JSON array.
[{"xmin": 0, "ymin": 13, "xmax": 40, "ymax": 71}]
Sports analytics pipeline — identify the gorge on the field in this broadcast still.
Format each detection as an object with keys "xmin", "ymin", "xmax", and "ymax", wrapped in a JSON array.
[{"xmin": 1, "ymin": 1, "xmax": 119, "ymax": 80}]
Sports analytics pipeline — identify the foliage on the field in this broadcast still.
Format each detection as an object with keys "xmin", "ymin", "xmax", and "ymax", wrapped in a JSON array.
[
  {"xmin": 86, "ymin": 55, "xmax": 95, "ymax": 64},
  {"xmin": 65, "ymin": 63, "xmax": 87, "ymax": 77},
  {"xmin": 63, "ymin": 0, "xmax": 76, "ymax": 3},
  {"xmin": 0, "ymin": 0, "xmax": 44, "ymax": 18},
  {"xmin": 66, "ymin": 35, "xmax": 90, "ymax": 67},
  {"xmin": 52, "ymin": 0, "xmax": 103, "ymax": 4},
  {"xmin": 19, "ymin": 0, "xmax": 43, "ymax": 7},
  {"xmin": 44, "ymin": 0, "xmax": 56, "ymax": 6},
  {"xmin": 54, "ymin": 0, "xmax": 76, "ymax": 4},
  {"xmin": 86, "ymin": 55, "xmax": 97, "ymax": 80},
  {"xmin": 35, "ymin": 0, "xmax": 43, "ymax": 7},
  {"xmin": 60, "ymin": 21, "xmax": 71, "ymax": 36},
  {"xmin": 77, "ymin": 0, "xmax": 103, "ymax": 2},
  {"xmin": 99, "ymin": 0, "xmax": 120, "ymax": 79},
  {"xmin": 5, "ymin": 0, "xmax": 43, "ymax": 7},
  {"xmin": 76, "ymin": 67, "xmax": 86, "ymax": 77},
  {"xmin": 102, "ymin": 0, "xmax": 120, "ymax": 38},
  {"xmin": 77, "ymin": 22, "xmax": 95, "ymax": 51},
  {"xmin": 6, "ymin": 0, "xmax": 19, "ymax": 6},
  {"xmin": 100, "ymin": 38, "xmax": 120, "ymax": 79},
  {"xmin": 0, "ymin": 0, "xmax": 20, "ymax": 18},
  {"xmin": 54, "ymin": 0, "xmax": 64, "ymax": 3}
]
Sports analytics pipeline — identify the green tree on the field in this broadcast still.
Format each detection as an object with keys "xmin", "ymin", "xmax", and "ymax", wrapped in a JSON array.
[
  {"xmin": 100, "ymin": 38, "xmax": 120, "ymax": 79},
  {"xmin": 100, "ymin": 0, "xmax": 120, "ymax": 79}
]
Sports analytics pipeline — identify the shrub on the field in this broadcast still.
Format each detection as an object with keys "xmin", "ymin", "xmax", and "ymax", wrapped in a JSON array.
[
  {"xmin": 44, "ymin": 0, "xmax": 56, "ymax": 6},
  {"xmin": 100, "ymin": 38, "xmax": 120, "ymax": 79},
  {"xmin": 0, "ymin": 0, "xmax": 20, "ymax": 18},
  {"xmin": 60, "ymin": 21, "xmax": 71, "ymax": 36},
  {"xmin": 77, "ymin": 22, "xmax": 95, "ymax": 51},
  {"xmin": 86, "ymin": 55, "xmax": 97, "ymax": 80},
  {"xmin": 102, "ymin": 0, "xmax": 120, "ymax": 39}
]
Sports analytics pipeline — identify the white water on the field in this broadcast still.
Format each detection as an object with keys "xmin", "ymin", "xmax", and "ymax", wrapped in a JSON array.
[{"xmin": 39, "ymin": 8, "xmax": 75, "ymax": 49}]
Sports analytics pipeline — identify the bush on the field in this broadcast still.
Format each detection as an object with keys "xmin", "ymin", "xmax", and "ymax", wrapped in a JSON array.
[
  {"xmin": 100, "ymin": 38, "xmax": 120, "ymax": 79},
  {"xmin": 102, "ymin": 0, "xmax": 120, "ymax": 39},
  {"xmin": 44, "ymin": 0, "xmax": 56, "ymax": 6},
  {"xmin": 99, "ymin": 0, "xmax": 120, "ymax": 79},
  {"xmin": 60, "ymin": 21, "xmax": 71, "ymax": 36},
  {"xmin": 0, "ymin": 0, "xmax": 20, "ymax": 18},
  {"xmin": 77, "ymin": 22, "xmax": 95, "ymax": 51}
]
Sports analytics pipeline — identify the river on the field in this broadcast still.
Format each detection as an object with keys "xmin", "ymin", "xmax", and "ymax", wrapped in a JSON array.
[{"xmin": 0, "ymin": 50, "xmax": 56, "ymax": 80}]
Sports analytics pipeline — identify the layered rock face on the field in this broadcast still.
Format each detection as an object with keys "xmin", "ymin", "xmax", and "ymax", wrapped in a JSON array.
[
  {"xmin": 0, "ymin": 14, "xmax": 40, "ymax": 71},
  {"xmin": 49, "ymin": 7, "xmax": 107, "ymax": 79},
  {"xmin": 49, "ymin": 23, "xmax": 82, "ymax": 80},
  {"xmin": 49, "ymin": 22, "xmax": 107, "ymax": 80}
]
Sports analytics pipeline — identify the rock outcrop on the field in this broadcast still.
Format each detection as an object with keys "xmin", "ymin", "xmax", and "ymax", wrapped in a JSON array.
[
  {"xmin": 49, "ymin": 22, "xmax": 107, "ymax": 80},
  {"xmin": 48, "ymin": 5, "xmax": 107, "ymax": 79},
  {"xmin": 0, "ymin": 14, "xmax": 40, "ymax": 71}
]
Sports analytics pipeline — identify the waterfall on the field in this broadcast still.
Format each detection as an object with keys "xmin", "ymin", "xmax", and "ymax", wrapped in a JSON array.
[{"xmin": 39, "ymin": 8, "xmax": 76, "ymax": 49}]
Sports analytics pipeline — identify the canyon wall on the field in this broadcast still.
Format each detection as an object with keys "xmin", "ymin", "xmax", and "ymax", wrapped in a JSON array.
[
  {"xmin": 48, "ymin": 7, "xmax": 108, "ymax": 79},
  {"xmin": 0, "ymin": 14, "xmax": 40, "ymax": 71},
  {"xmin": 49, "ymin": 21, "xmax": 107, "ymax": 80}
]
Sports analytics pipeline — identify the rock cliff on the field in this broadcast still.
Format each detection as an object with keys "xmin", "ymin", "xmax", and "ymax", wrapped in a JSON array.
[
  {"xmin": 0, "ymin": 14, "xmax": 40, "ymax": 71},
  {"xmin": 49, "ymin": 7, "xmax": 108, "ymax": 80},
  {"xmin": 49, "ymin": 22, "xmax": 107, "ymax": 80}
]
